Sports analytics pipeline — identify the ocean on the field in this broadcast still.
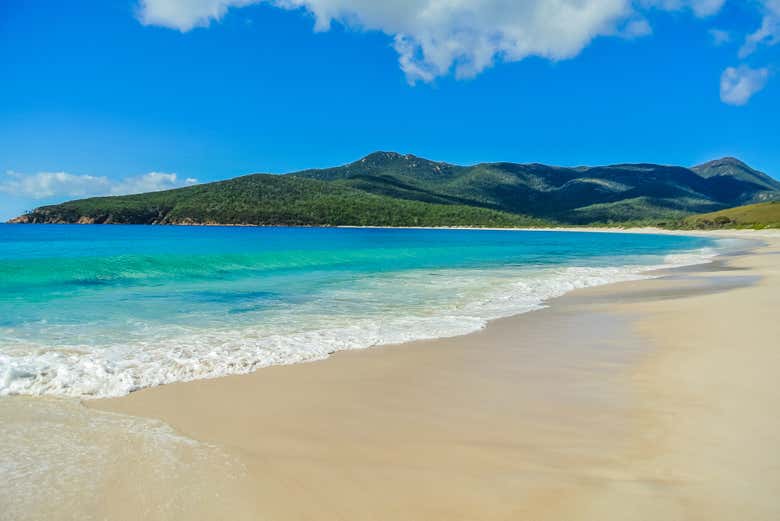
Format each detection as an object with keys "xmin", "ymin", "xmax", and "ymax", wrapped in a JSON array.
[{"xmin": 0, "ymin": 225, "xmax": 729, "ymax": 398}]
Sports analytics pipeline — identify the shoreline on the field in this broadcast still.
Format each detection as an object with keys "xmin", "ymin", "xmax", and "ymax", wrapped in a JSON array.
[
  {"xmin": 5, "ymin": 220, "xmax": 775, "ymax": 235},
  {"xmin": 1, "ymin": 227, "xmax": 730, "ymax": 400},
  {"xmin": 83, "ymin": 230, "xmax": 780, "ymax": 520}
]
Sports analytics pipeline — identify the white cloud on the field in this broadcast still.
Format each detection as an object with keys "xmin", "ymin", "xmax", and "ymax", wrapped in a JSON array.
[
  {"xmin": 720, "ymin": 65, "xmax": 769, "ymax": 106},
  {"xmin": 739, "ymin": 0, "xmax": 780, "ymax": 58},
  {"xmin": 0, "ymin": 171, "xmax": 198, "ymax": 200},
  {"xmin": 0, "ymin": 172, "xmax": 111, "ymax": 200},
  {"xmin": 137, "ymin": 0, "xmax": 778, "ymax": 104},
  {"xmin": 139, "ymin": 0, "xmax": 735, "ymax": 83},
  {"xmin": 137, "ymin": 0, "xmax": 257, "ymax": 31}
]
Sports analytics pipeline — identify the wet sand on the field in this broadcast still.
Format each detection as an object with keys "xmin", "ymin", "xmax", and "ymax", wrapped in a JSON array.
[{"xmin": 81, "ymin": 231, "xmax": 780, "ymax": 520}]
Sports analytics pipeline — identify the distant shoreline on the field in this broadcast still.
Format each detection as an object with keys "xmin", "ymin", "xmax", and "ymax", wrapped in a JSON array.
[{"xmin": 5, "ymin": 220, "xmax": 774, "ymax": 237}]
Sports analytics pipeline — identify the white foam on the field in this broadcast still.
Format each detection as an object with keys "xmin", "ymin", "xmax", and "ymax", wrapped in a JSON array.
[{"xmin": 0, "ymin": 245, "xmax": 723, "ymax": 399}]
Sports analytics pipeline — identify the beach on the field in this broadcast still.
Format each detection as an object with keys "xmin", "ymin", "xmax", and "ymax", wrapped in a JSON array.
[{"xmin": 54, "ymin": 230, "xmax": 775, "ymax": 520}]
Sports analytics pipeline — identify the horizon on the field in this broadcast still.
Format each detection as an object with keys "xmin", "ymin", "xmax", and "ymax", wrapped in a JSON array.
[{"xmin": 2, "ymin": 1, "xmax": 780, "ymax": 220}]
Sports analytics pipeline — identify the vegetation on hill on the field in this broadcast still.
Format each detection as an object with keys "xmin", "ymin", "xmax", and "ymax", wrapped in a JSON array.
[
  {"xmin": 680, "ymin": 202, "xmax": 780, "ymax": 229},
  {"xmin": 10, "ymin": 152, "xmax": 780, "ymax": 228},
  {"xmin": 10, "ymin": 174, "xmax": 547, "ymax": 228}
]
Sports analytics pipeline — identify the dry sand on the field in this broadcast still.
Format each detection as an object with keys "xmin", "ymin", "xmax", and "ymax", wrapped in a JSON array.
[{"xmin": 78, "ymin": 231, "xmax": 780, "ymax": 520}]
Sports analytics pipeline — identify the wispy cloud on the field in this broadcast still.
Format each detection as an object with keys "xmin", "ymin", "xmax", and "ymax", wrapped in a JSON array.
[
  {"xmin": 708, "ymin": 28, "xmax": 731, "ymax": 46},
  {"xmin": 715, "ymin": 1, "xmax": 779, "ymax": 107},
  {"xmin": 622, "ymin": 18, "xmax": 653, "ymax": 39},
  {"xmin": 110, "ymin": 172, "xmax": 199, "ymax": 196},
  {"xmin": 720, "ymin": 65, "xmax": 769, "ymax": 106},
  {"xmin": 0, "ymin": 171, "xmax": 198, "ymax": 200},
  {"xmin": 643, "ymin": 0, "xmax": 726, "ymax": 17},
  {"xmin": 739, "ymin": 1, "xmax": 780, "ymax": 58}
]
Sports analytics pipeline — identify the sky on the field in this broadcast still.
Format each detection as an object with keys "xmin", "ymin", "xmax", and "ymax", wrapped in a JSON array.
[{"xmin": 1, "ymin": 0, "xmax": 779, "ymax": 220}]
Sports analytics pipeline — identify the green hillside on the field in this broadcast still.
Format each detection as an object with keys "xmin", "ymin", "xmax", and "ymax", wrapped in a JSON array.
[
  {"xmin": 682, "ymin": 202, "xmax": 780, "ymax": 229},
  {"xmin": 10, "ymin": 173, "xmax": 546, "ymax": 228},
  {"xmin": 10, "ymin": 152, "xmax": 780, "ymax": 227}
]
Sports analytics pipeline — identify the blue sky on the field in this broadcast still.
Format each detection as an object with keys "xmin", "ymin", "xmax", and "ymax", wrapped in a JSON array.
[{"xmin": 1, "ymin": 0, "xmax": 779, "ymax": 220}]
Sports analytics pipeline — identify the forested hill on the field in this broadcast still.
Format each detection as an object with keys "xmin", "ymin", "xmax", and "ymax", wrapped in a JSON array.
[
  {"xmin": 10, "ymin": 152, "xmax": 780, "ymax": 227},
  {"xmin": 10, "ymin": 174, "xmax": 545, "ymax": 228}
]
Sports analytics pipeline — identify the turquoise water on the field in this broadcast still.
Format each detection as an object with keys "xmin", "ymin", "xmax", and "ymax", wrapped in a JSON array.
[{"xmin": 0, "ymin": 225, "xmax": 722, "ymax": 397}]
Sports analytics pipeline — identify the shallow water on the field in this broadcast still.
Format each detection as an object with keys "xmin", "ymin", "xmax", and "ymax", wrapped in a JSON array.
[
  {"xmin": 0, "ymin": 396, "xmax": 250, "ymax": 521},
  {"xmin": 0, "ymin": 225, "xmax": 729, "ymax": 398}
]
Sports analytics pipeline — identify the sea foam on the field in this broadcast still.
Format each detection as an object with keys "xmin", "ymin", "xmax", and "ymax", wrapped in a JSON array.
[{"xmin": 0, "ymin": 244, "xmax": 720, "ymax": 399}]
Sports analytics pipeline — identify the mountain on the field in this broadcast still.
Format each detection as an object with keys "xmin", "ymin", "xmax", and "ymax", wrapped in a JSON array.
[
  {"xmin": 691, "ymin": 157, "xmax": 780, "ymax": 193},
  {"xmin": 295, "ymin": 152, "xmax": 780, "ymax": 223},
  {"xmin": 684, "ymin": 201, "xmax": 780, "ymax": 229},
  {"xmin": 10, "ymin": 152, "xmax": 780, "ymax": 227}
]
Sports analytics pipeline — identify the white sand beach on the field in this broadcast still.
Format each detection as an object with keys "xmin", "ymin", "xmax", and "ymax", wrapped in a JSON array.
[{"xmin": 63, "ymin": 230, "xmax": 779, "ymax": 520}]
